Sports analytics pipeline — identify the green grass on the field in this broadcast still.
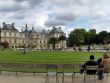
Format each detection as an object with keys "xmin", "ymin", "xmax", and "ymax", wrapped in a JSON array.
[
  {"xmin": 0, "ymin": 51, "xmax": 105, "ymax": 64},
  {"xmin": 0, "ymin": 51, "xmax": 106, "ymax": 73}
]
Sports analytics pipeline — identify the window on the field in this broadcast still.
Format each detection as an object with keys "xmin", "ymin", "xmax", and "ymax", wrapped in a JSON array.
[
  {"xmin": 20, "ymin": 34, "xmax": 22, "ymax": 37},
  {"xmin": 4, "ymin": 32, "xmax": 6, "ymax": 36},
  {"xmin": 36, "ymin": 35, "xmax": 38, "ymax": 37},
  {"xmin": 14, "ymin": 33, "xmax": 16, "ymax": 37},
  {"xmin": 11, "ymin": 32, "xmax": 14, "ymax": 37},
  {"xmin": 22, "ymin": 40, "xmax": 25, "ymax": 43},
  {"xmin": 44, "ymin": 40, "xmax": 46, "ymax": 43},
  {"xmin": 14, "ymin": 39, "xmax": 16, "ymax": 43},
  {"xmin": 6, "ymin": 32, "xmax": 10, "ymax": 37},
  {"xmin": 40, "ymin": 40, "xmax": 41, "ymax": 44}
]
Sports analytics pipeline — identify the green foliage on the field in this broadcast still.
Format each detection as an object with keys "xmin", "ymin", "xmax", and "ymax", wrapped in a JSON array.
[
  {"xmin": 58, "ymin": 35, "xmax": 66, "ymax": 41},
  {"xmin": 68, "ymin": 29, "xmax": 86, "ymax": 46},
  {"xmin": 84, "ymin": 29, "xmax": 97, "ymax": 44},
  {"xmin": 48, "ymin": 37, "xmax": 58, "ymax": 51},
  {"xmin": 0, "ymin": 41, "xmax": 9, "ymax": 49},
  {"xmin": 98, "ymin": 31, "xmax": 109, "ymax": 44},
  {"xmin": 67, "ymin": 28, "xmax": 110, "ymax": 46},
  {"xmin": 89, "ymin": 29, "xmax": 96, "ymax": 34},
  {"xmin": 58, "ymin": 35, "xmax": 66, "ymax": 49}
]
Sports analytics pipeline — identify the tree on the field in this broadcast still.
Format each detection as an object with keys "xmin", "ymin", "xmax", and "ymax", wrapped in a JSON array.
[
  {"xmin": 0, "ymin": 41, "xmax": 9, "ymax": 50},
  {"xmin": 67, "ymin": 28, "xmax": 110, "ymax": 46},
  {"xmin": 98, "ymin": 31, "xmax": 108, "ymax": 44},
  {"xmin": 48, "ymin": 37, "xmax": 58, "ymax": 51},
  {"xmin": 67, "ymin": 32, "xmax": 74, "ymax": 47},
  {"xmin": 107, "ymin": 32, "xmax": 110, "ymax": 43},
  {"xmin": 68, "ymin": 29, "xmax": 86, "ymax": 46},
  {"xmin": 58, "ymin": 35, "xmax": 66, "ymax": 49},
  {"xmin": 84, "ymin": 29, "xmax": 97, "ymax": 45},
  {"xmin": 89, "ymin": 29, "xmax": 96, "ymax": 34}
]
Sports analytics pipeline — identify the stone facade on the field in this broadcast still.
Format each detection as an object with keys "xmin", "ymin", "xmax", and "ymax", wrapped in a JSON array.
[{"xmin": 0, "ymin": 22, "xmax": 67, "ymax": 50}]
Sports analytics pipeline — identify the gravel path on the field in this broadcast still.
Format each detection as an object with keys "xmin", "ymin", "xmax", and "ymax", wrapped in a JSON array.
[{"xmin": 0, "ymin": 72, "xmax": 110, "ymax": 83}]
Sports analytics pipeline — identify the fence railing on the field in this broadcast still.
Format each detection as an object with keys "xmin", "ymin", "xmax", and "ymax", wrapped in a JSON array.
[{"xmin": 0, "ymin": 62, "xmax": 83, "ymax": 75}]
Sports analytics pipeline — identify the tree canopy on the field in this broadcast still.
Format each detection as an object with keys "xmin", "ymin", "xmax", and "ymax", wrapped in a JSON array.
[
  {"xmin": 0, "ymin": 41, "xmax": 9, "ymax": 49},
  {"xmin": 67, "ymin": 28, "xmax": 110, "ymax": 47},
  {"xmin": 48, "ymin": 37, "xmax": 58, "ymax": 51}
]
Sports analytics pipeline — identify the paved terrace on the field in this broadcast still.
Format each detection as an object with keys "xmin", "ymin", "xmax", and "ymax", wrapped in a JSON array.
[
  {"xmin": 0, "ymin": 63, "xmax": 110, "ymax": 83},
  {"xmin": 0, "ymin": 72, "xmax": 110, "ymax": 83}
]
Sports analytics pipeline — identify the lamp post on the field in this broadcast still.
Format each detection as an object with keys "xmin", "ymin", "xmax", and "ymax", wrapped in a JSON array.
[
  {"xmin": 13, "ymin": 38, "xmax": 16, "ymax": 51},
  {"xmin": 13, "ymin": 32, "xmax": 16, "ymax": 51},
  {"xmin": 24, "ymin": 24, "xmax": 28, "ymax": 54}
]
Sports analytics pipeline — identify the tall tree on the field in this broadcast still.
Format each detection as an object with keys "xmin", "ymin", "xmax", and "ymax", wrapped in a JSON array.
[
  {"xmin": 58, "ymin": 35, "xmax": 66, "ymax": 49},
  {"xmin": 0, "ymin": 41, "xmax": 9, "ymax": 50},
  {"xmin": 84, "ymin": 29, "xmax": 97, "ymax": 45},
  {"xmin": 98, "ymin": 31, "xmax": 108, "ymax": 44},
  {"xmin": 89, "ymin": 29, "xmax": 96, "ymax": 34},
  {"xmin": 68, "ymin": 29, "xmax": 86, "ymax": 46},
  {"xmin": 48, "ymin": 37, "xmax": 58, "ymax": 51}
]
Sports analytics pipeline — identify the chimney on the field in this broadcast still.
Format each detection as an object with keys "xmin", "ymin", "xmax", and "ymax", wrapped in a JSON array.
[
  {"xmin": 32, "ymin": 25, "xmax": 34, "ymax": 31},
  {"xmin": 53, "ymin": 26, "xmax": 55, "ymax": 29},
  {"xmin": 25, "ymin": 24, "xmax": 28, "ymax": 31},
  {"xmin": 59, "ymin": 27, "xmax": 61, "ymax": 30},
  {"xmin": 48, "ymin": 29, "xmax": 50, "ymax": 32},
  {"xmin": 3, "ymin": 22, "xmax": 5, "ymax": 28},
  {"xmin": 11, "ymin": 23, "xmax": 15, "ymax": 28}
]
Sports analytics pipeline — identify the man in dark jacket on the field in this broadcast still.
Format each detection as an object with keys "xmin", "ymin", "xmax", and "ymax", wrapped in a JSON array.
[{"xmin": 82, "ymin": 55, "xmax": 98, "ymax": 74}]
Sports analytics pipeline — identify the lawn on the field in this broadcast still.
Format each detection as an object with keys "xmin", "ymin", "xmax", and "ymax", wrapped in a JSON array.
[
  {"xmin": 0, "ymin": 51, "xmax": 107, "ymax": 73},
  {"xmin": 0, "ymin": 51, "xmax": 105, "ymax": 64}
]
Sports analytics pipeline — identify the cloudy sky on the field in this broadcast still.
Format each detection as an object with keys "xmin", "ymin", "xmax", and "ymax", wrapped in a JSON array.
[{"xmin": 0, "ymin": 0, "xmax": 110, "ymax": 35}]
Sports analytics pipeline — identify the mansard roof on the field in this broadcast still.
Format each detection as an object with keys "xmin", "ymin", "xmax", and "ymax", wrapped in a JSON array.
[
  {"xmin": 29, "ymin": 27, "xmax": 36, "ymax": 33},
  {"xmin": 1, "ymin": 22, "xmax": 18, "ymax": 31},
  {"xmin": 40, "ymin": 29, "xmax": 49, "ymax": 35},
  {"xmin": 21, "ymin": 25, "xmax": 36, "ymax": 33},
  {"xmin": 50, "ymin": 26, "xmax": 63, "ymax": 33}
]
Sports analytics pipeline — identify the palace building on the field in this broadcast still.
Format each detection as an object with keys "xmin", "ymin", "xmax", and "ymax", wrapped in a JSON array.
[{"xmin": 0, "ymin": 22, "xmax": 67, "ymax": 50}]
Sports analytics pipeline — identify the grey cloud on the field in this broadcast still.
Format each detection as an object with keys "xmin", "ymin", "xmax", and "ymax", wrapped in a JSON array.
[
  {"xmin": 0, "ymin": 2, "xmax": 27, "ymax": 12},
  {"xmin": 10, "ymin": 9, "xmax": 34, "ymax": 20},
  {"xmin": 0, "ymin": 0, "xmax": 109, "ymax": 34},
  {"xmin": 44, "ymin": 19, "xmax": 67, "ymax": 27},
  {"xmin": 13, "ymin": 0, "xmax": 44, "ymax": 8},
  {"xmin": 14, "ymin": 0, "xmax": 26, "ymax": 2},
  {"xmin": 11, "ymin": 12, "xmax": 26, "ymax": 20},
  {"xmin": 55, "ymin": 13, "xmax": 77, "ymax": 22},
  {"xmin": 0, "ymin": 8, "xmax": 20, "ymax": 12},
  {"xmin": 0, "ymin": 6, "xmax": 21, "ymax": 12},
  {"xmin": 29, "ymin": 0, "xmax": 43, "ymax": 7},
  {"xmin": 44, "ymin": 13, "xmax": 77, "ymax": 27},
  {"xmin": 76, "ymin": 0, "xmax": 97, "ymax": 6}
]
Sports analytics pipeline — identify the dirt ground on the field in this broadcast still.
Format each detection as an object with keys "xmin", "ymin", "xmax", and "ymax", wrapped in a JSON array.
[{"xmin": 0, "ymin": 71, "xmax": 110, "ymax": 83}]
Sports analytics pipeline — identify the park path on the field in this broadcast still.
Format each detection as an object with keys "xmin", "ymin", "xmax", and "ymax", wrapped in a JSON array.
[{"xmin": 0, "ymin": 72, "xmax": 110, "ymax": 83}]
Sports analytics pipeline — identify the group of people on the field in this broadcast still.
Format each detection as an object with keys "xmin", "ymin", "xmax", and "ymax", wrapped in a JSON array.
[{"xmin": 80, "ymin": 53, "xmax": 110, "ymax": 80}]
